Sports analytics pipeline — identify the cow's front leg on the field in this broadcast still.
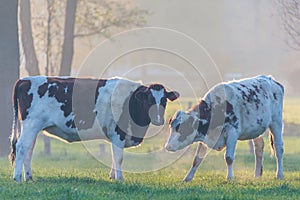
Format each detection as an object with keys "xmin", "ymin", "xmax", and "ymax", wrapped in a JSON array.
[
  {"xmin": 253, "ymin": 136, "xmax": 264, "ymax": 177},
  {"xmin": 110, "ymin": 140, "xmax": 125, "ymax": 182},
  {"xmin": 224, "ymin": 130, "xmax": 238, "ymax": 180},
  {"xmin": 109, "ymin": 162, "xmax": 116, "ymax": 180},
  {"xmin": 183, "ymin": 142, "xmax": 207, "ymax": 182}
]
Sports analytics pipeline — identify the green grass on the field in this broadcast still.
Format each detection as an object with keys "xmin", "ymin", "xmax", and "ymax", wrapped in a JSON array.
[
  {"xmin": 0, "ymin": 136, "xmax": 299, "ymax": 200},
  {"xmin": 0, "ymin": 97, "xmax": 299, "ymax": 199},
  {"xmin": 283, "ymin": 98, "xmax": 300, "ymax": 124}
]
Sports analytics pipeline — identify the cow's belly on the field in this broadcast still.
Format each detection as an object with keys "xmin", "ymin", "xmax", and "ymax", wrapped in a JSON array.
[
  {"xmin": 44, "ymin": 119, "xmax": 108, "ymax": 143},
  {"xmin": 238, "ymin": 109, "xmax": 271, "ymax": 140},
  {"xmin": 44, "ymin": 126, "xmax": 80, "ymax": 142},
  {"xmin": 238, "ymin": 126, "xmax": 267, "ymax": 140}
]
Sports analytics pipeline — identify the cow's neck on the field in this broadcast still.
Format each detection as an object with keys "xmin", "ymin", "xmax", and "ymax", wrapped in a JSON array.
[{"xmin": 129, "ymin": 86, "xmax": 151, "ymax": 127}]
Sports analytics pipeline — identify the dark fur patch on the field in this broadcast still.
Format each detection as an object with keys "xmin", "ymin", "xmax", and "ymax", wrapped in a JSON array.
[
  {"xmin": 257, "ymin": 119, "xmax": 263, "ymax": 125},
  {"xmin": 115, "ymin": 84, "xmax": 172, "ymax": 147},
  {"xmin": 38, "ymin": 78, "xmax": 107, "ymax": 130},
  {"xmin": 17, "ymin": 80, "xmax": 33, "ymax": 120},
  {"xmin": 238, "ymin": 84, "xmax": 261, "ymax": 109},
  {"xmin": 148, "ymin": 83, "xmax": 164, "ymax": 91},
  {"xmin": 115, "ymin": 86, "xmax": 149, "ymax": 145},
  {"xmin": 178, "ymin": 116, "xmax": 195, "ymax": 142},
  {"xmin": 196, "ymin": 100, "xmax": 211, "ymax": 135},
  {"xmin": 226, "ymin": 156, "xmax": 233, "ymax": 165}
]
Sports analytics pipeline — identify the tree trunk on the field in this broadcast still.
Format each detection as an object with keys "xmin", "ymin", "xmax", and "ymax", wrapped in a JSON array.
[
  {"xmin": 20, "ymin": 0, "xmax": 40, "ymax": 76},
  {"xmin": 59, "ymin": 0, "xmax": 77, "ymax": 76},
  {"xmin": 0, "ymin": 0, "xmax": 20, "ymax": 157}
]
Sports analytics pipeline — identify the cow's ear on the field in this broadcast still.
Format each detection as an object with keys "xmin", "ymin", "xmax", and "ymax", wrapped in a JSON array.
[
  {"xmin": 135, "ymin": 90, "xmax": 147, "ymax": 102},
  {"xmin": 166, "ymin": 91, "xmax": 180, "ymax": 101}
]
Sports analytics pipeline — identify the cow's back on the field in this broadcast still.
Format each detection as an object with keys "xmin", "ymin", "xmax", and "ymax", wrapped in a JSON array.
[
  {"xmin": 15, "ymin": 76, "xmax": 142, "ymax": 142},
  {"xmin": 204, "ymin": 75, "xmax": 284, "ymax": 140}
]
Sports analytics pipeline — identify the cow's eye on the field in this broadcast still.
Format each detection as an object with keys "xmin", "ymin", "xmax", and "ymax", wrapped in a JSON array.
[{"xmin": 176, "ymin": 124, "xmax": 180, "ymax": 132}]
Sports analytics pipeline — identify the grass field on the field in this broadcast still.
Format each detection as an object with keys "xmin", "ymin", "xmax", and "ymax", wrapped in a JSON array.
[
  {"xmin": 0, "ymin": 136, "xmax": 299, "ymax": 199},
  {"xmin": 0, "ymin": 98, "xmax": 299, "ymax": 199}
]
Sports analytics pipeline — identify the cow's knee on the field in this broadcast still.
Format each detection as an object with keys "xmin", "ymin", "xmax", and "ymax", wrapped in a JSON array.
[{"xmin": 225, "ymin": 156, "xmax": 233, "ymax": 166}]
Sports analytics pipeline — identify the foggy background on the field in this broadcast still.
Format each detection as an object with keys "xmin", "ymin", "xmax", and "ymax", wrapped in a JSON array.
[
  {"xmin": 20, "ymin": 0, "xmax": 300, "ymax": 97},
  {"xmin": 1, "ymin": 0, "xmax": 299, "ymax": 157}
]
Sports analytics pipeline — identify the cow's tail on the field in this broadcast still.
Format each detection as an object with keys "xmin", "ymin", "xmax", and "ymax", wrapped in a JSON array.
[
  {"xmin": 9, "ymin": 80, "xmax": 20, "ymax": 166},
  {"xmin": 269, "ymin": 131, "xmax": 275, "ymax": 157}
]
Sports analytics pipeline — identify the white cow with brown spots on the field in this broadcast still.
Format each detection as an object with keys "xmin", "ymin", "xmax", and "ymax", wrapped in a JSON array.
[{"xmin": 165, "ymin": 75, "xmax": 284, "ymax": 181}]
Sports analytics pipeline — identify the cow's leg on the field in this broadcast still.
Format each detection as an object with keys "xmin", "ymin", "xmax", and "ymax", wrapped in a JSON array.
[
  {"xmin": 109, "ymin": 160, "xmax": 116, "ymax": 180},
  {"xmin": 253, "ymin": 136, "xmax": 264, "ymax": 177},
  {"xmin": 110, "ymin": 136, "xmax": 125, "ymax": 181},
  {"xmin": 224, "ymin": 129, "xmax": 238, "ymax": 180},
  {"xmin": 23, "ymin": 135, "xmax": 38, "ymax": 181},
  {"xmin": 14, "ymin": 124, "xmax": 40, "ymax": 182},
  {"xmin": 269, "ymin": 122, "xmax": 284, "ymax": 180},
  {"xmin": 183, "ymin": 142, "xmax": 207, "ymax": 182}
]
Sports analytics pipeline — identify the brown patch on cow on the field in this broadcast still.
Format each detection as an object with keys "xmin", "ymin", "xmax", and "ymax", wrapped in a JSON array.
[
  {"xmin": 191, "ymin": 100, "xmax": 211, "ymax": 135},
  {"xmin": 16, "ymin": 80, "xmax": 33, "ymax": 120},
  {"xmin": 178, "ymin": 116, "xmax": 195, "ymax": 142},
  {"xmin": 226, "ymin": 156, "xmax": 233, "ymax": 165},
  {"xmin": 239, "ymin": 84, "xmax": 261, "ymax": 109},
  {"xmin": 38, "ymin": 77, "xmax": 107, "ymax": 130}
]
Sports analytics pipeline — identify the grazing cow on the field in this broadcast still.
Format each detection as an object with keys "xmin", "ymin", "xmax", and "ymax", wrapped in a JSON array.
[
  {"xmin": 9, "ymin": 76, "xmax": 179, "ymax": 182},
  {"xmin": 165, "ymin": 75, "xmax": 284, "ymax": 181}
]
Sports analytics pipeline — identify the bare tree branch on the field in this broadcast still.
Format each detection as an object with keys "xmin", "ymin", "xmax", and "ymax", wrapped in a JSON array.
[{"xmin": 277, "ymin": 0, "xmax": 300, "ymax": 50}]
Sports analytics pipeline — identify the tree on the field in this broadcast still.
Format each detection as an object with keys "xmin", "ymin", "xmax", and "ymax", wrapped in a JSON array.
[
  {"xmin": 29, "ymin": 0, "xmax": 148, "ymax": 76},
  {"xmin": 60, "ymin": 0, "xmax": 77, "ymax": 76},
  {"xmin": 20, "ymin": 0, "xmax": 40, "ymax": 76},
  {"xmin": 19, "ymin": 0, "xmax": 148, "ymax": 154},
  {"xmin": 277, "ymin": 0, "xmax": 300, "ymax": 94},
  {"xmin": 0, "ymin": 0, "xmax": 20, "ymax": 157},
  {"xmin": 278, "ymin": 0, "xmax": 300, "ymax": 50}
]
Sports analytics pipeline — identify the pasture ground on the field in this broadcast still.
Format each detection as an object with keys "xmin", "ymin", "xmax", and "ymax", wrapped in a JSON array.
[
  {"xmin": 0, "ymin": 97, "xmax": 299, "ymax": 199},
  {"xmin": 0, "ymin": 136, "xmax": 299, "ymax": 200}
]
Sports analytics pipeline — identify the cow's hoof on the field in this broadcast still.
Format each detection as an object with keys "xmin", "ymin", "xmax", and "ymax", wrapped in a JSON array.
[
  {"xmin": 116, "ymin": 177, "xmax": 124, "ymax": 182},
  {"xmin": 25, "ymin": 176, "xmax": 33, "ymax": 182},
  {"xmin": 277, "ymin": 174, "xmax": 284, "ymax": 180},
  {"xmin": 109, "ymin": 171, "xmax": 115, "ymax": 180},
  {"xmin": 13, "ymin": 176, "xmax": 22, "ymax": 183},
  {"xmin": 183, "ymin": 176, "xmax": 193, "ymax": 182}
]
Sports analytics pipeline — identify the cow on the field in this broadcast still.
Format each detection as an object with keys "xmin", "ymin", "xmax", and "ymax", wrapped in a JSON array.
[
  {"xmin": 165, "ymin": 75, "xmax": 284, "ymax": 181},
  {"xmin": 9, "ymin": 76, "xmax": 179, "ymax": 182}
]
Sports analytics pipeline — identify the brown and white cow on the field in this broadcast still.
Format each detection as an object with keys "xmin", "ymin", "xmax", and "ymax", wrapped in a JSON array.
[
  {"xmin": 165, "ymin": 75, "xmax": 284, "ymax": 181},
  {"xmin": 9, "ymin": 76, "xmax": 179, "ymax": 182}
]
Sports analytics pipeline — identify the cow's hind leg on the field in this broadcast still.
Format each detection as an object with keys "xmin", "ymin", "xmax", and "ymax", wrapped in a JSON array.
[
  {"xmin": 224, "ymin": 127, "xmax": 239, "ymax": 180},
  {"xmin": 253, "ymin": 136, "xmax": 264, "ymax": 177},
  {"xmin": 14, "ymin": 125, "xmax": 40, "ymax": 182},
  {"xmin": 23, "ymin": 135, "xmax": 38, "ymax": 181},
  {"xmin": 269, "ymin": 121, "xmax": 284, "ymax": 179},
  {"xmin": 183, "ymin": 142, "xmax": 207, "ymax": 182}
]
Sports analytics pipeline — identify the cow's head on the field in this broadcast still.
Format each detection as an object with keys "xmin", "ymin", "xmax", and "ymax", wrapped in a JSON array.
[
  {"xmin": 165, "ymin": 100, "xmax": 210, "ymax": 151},
  {"xmin": 135, "ymin": 84, "xmax": 179, "ymax": 126}
]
